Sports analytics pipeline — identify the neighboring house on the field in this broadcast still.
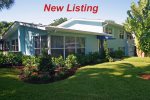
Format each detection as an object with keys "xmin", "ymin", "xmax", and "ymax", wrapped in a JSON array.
[
  {"xmin": 0, "ymin": 18, "xmax": 135, "ymax": 58},
  {"xmin": 104, "ymin": 21, "xmax": 135, "ymax": 56}
]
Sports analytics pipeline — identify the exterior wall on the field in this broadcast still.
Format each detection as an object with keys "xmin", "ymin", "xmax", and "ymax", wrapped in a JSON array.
[
  {"xmin": 19, "ymin": 26, "xmax": 47, "ymax": 55},
  {"xmin": 48, "ymin": 32, "xmax": 99, "ymax": 54},
  {"xmin": 4, "ymin": 29, "xmax": 18, "ymax": 51},
  {"xmin": 18, "ymin": 26, "xmax": 99, "ymax": 56},
  {"xmin": 3, "ymin": 22, "xmax": 135, "ymax": 57},
  {"xmin": 105, "ymin": 24, "xmax": 135, "ymax": 56}
]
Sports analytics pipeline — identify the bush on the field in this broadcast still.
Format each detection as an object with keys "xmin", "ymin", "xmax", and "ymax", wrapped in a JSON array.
[
  {"xmin": 52, "ymin": 56, "xmax": 65, "ymax": 67},
  {"xmin": 76, "ymin": 52, "xmax": 101, "ymax": 66},
  {"xmin": 7, "ymin": 52, "xmax": 23, "ymax": 66},
  {"xmin": 0, "ymin": 52, "xmax": 23, "ymax": 66},
  {"xmin": 75, "ymin": 54, "xmax": 87, "ymax": 66},
  {"xmin": 38, "ymin": 50, "xmax": 54, "ymax": 72},
  {"xmin": 86, "ymin": 52, "xmax": 101, "ymax": 64},
  {"xmin": 113, "ymin": 50, "xmax": 124, "ymax": 59},
  {"xmin": 22, "ymin": 56, "xmax": 39, "ymax": 67},
  {"xmin": 0, "ymin": 52, "xmax": 7, "ymax": 66},
  {"xmin": 65, "ymin": 54, "xmax": 78, "ymax": 69}
]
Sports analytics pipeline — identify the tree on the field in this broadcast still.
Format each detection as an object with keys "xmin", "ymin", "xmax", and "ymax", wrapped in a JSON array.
[
  {"xmin": 50, "ymin": 17, "xmax": 67, "ymax": 26},
  {"xmin": 0, "ymin": 21, "xmax": 13, "ymax": 34},
  {"xmin": 0, "ymin": 0, "xmax": 15, "ymax": 11},
  {"xmin": 124, "ymin": 0, "xmax": 150, "ymax": 57}
]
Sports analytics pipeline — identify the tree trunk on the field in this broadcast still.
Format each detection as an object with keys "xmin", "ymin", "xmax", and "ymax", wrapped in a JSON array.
[
  {"xmin": 136, "ymin": 48, "xmax": 145, "ymax": 57},
  {"xmin": 134, "ymin": 38, "xmax": 145, "ymax": 57}
]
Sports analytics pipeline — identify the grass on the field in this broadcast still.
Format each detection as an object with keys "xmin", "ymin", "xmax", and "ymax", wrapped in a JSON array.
[{"xmin": 0, "ymin": 57, "xmax": 150, "ymax": 100}]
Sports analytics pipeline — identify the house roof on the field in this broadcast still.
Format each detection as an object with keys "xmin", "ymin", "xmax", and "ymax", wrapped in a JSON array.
[
  {"xmin": 1, "ymin": 18, "xmax": 123, "ymax": 39},
  {"xmin": 55, "ymin": 18, "xmax": 106, "ymax": 35},
  {"xmin": 2, "ymin": 21, "xmax": 47, "ymax": 39}
]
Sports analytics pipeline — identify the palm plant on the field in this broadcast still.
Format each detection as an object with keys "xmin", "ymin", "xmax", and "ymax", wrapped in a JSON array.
[{"xmin": 0, "ymin": 0, "xmax": 15, "ymax": 11}]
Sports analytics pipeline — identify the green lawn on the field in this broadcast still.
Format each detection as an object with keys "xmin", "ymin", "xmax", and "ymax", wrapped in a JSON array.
[{"xmin": 0, "ymin": 57, "xmax": 150, "ymax": 100}]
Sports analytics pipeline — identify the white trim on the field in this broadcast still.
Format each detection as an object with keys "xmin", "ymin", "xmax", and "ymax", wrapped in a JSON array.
[
  {"xmin": 58, "ymin": 18, "xmax": 104, "ymax": 27},
  {"xmin": 48, "ymin": 35, "xmax": 51, "ymax": 55},
  {"xmin": 18, "ymin": 29, "xmax": 21, "ymax": 51},
  {"xmin": 64, "ymin": 36, "xmax": 65, "ymax": 59}
]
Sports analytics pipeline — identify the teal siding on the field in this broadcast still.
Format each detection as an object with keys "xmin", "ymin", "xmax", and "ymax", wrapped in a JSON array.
[
  {"xmin": 48, "ymin": 32, "xmax": 99, "ymax": 54},
  {"xmin": 21, "ymin": 26, "xmax": 47, "ymax": 55},
  {"xmin": 4, "ymin": 25, "xmax": 100, "ymax": 56}
]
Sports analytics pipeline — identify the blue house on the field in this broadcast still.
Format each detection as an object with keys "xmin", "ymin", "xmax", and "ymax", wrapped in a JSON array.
[{"xmin": 0, "ymin": 19, "xmax": 135, "ymax": 57}]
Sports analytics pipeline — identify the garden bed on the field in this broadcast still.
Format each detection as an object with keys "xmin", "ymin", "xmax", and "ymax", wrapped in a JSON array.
[
  {"xmin": 19, "ymin": 66, "xmax": 78, "ymax": 84},
  {"xmin": 140, "ymin": 74, "xmax": 150, "ymax": 80}
]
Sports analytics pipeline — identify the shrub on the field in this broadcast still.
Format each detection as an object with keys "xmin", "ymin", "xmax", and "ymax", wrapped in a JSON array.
[
  {"xmin": 40, "ymin": 75, "xmax": 50, "ymax": 82},
  {"xmin": 22, "ymin": 56, "xmax": 39, "ymax": 67},
  {"xmin": 52, "ymin": 56, "xmax": 65, "ymax": 67},
  {"xmin": 114, "ymin": 50, "xmax": 124, "ymax": 59},
  {"xmin": 65, "ymin": 54, "xmax": 78, "ymax": 69},
  {"xmin": 87, "ymin": 52, "xmax": 101, "ymax": 64},
  {"xmin": 76, "ymin": 52, "xmax": 103, "ymax": 66},
  {"xmin": 0, "ymin": 53, "xmax": 7, "ymax": 66},
  {"xmin": 7, "ymin": 52, "xmax": 23, "ymax": 66},
  {"xmin": 75, "ymin": 54, "xmax": 87, "ymax": 66},
  {"xmin": 104, "ymin": 40, "xmax": 114, "ymax": 62},
  {"xmin": 0, "ymin": 52, "xmax": 23, "ymax": 66},
  {"xmin": 38, "ymin": 50, "xmax": 54, "ymax": 72}
]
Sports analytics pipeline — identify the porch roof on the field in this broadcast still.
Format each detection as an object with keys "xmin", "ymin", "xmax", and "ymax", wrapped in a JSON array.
[
  {"xmin": 46, "ymin": 18, "xmax": 112, "ymax": 36},
  {"xmin": 46, "ymin": 26, "xmax": 111, "ymax": 36}
]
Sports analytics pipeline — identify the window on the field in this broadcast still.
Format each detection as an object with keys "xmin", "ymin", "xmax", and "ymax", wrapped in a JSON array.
[
  {"xmin": 34, "ymin": 35, "xmax": 48, "ymax": 55},
  {"xmin": 127, "ymin": 33, "xmax": 133, "ymax": 39},
  {"xmin": 65, "ymin": 36, "xmax": 75, "ymax": 57},
  {"xmin": 76, "ymin": 37, "xmax": 85, "ymax": 54},
  {"xmin": 105, "ymin": 27, "xmax": 113, "ymax": 34},
  {"xmin": 51, "ymin": 36, "xmax": 64, "ymax": 57},
  {"xmin": 50, "ymin": 36, "xmax": 85, "ymax": 58},
  {"xmin": 11, "ymin": 39, "xmax": 18, "ymax": 51},
  {"xmin": 119, "ymin": 31, "xmax": 124, "ymax": 39}
]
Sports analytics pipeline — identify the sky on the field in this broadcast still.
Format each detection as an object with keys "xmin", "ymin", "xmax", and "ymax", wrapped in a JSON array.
[{"xmin": 0, "ymin": 0, "xmax": 139, "ymax": 25}]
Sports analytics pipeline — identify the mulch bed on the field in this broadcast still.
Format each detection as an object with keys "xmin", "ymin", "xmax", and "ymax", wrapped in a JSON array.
[
  {"xmin": 17, "ymin": 66, "xmax": 78, "ymax": 84},
  {"xmin": 140, "ymin": 74, "xmax": 150, "ymax": 80}
]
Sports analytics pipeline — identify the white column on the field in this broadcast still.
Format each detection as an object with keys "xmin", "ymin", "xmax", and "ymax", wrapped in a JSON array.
[
  {"xmin": 18, "ymin": 28, "xmax": 21, "ymax": 51},
  {"xmin": 48, "ymin": 35, "xmax": 51, "ymax": 55}
]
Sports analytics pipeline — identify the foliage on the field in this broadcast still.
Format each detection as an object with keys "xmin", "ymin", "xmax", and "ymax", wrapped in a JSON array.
[
  {"xmin": 7, "ymin": 52, "xmax": 23, "ymax": 66},
  {"xmin": 0, "ymin": 52, "xmax": 7, "ymax": 66},
  {"xmin": 49, "ymin": 17, "xmax": 67, "ymax": 26},
  {"xmin": 110, "ymin": 50, "xmax": 124, "ymax": 59},
  {"xmin": 0, "ymin": 52, "xmax": 23, "ymax": 66},
  {"xmin": 0, "ymin": 21, "xmax": 13, "ymax": 35},
  {"xmin": 2, "ymin": 57, "xmax": 150, "ymax": 100},
  {"xmin": 52, "ymin": 56, "xmax": 65, "ymax": 67},
  {"xmin": 0, "ymin": 0, "xmax": 15, "ymax": 11},
  {"xmin": 76, "ymin": 52, "xmax": 102, "ymax": 66},
  {"xmin": 124, "ymin": 0, "xmax": 150, "ymax": 56},
  {"xmin": 104, "ymin": 40, "xmax": 114, "ymax": 62},
  {"xmin": 65, "ymin": 54, "xmax": 78, "ymax": 69},
  {"xmin": 75, "ymin": 54, "xmax": 88, "ymax": 66},
  {"xmin": 22, "ymin": 56, "xmax": 39, "ymax": 67},
  {"xmin": 38, "ymin": 50, "xmax": 54, "ymax": 72}
]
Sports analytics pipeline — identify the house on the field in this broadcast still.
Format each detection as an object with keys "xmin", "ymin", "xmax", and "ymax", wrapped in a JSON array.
[{"xmin": 0, "ymin": 18, "xmax": 135, "ymax": 58}]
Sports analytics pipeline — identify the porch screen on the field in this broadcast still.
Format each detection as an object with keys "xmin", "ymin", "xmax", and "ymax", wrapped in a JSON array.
[
  {"xmin": 76, "ymin": 37, "xmax": 85, "ymax": 54},
  {"xmin": 51, "ymin": 36, "xmax": 85, "ymax": 58},
  {"xmin": 11, "ymin": 39, "xmax": 18, "ymax": 51},
  {"xmin": 34, "ymin": 35, "xmax": 48, "ymax": 55},
  {"xmin": 65, "ymin": 36, "xmax": 75, "ymax": 57},
  {"xmin": 51, "ymin": 36, "xmax": 64, "ymax": 57}
]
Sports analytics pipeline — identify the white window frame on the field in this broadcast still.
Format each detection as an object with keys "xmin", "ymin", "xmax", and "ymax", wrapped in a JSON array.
[
  {"xmin": 50, "ymin": 35, "xmax": 86, "ymax": 58},
  {"xmin": 11, "ymin": 39, "xmax": 18, "ymax": 52},
  {"xmin": 33, "ymin": 35, "xmax": 48, "ymax": 55},
  {"xmin": 119, "ymin": 31, "xmax": 124, "ymax": 39}
]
